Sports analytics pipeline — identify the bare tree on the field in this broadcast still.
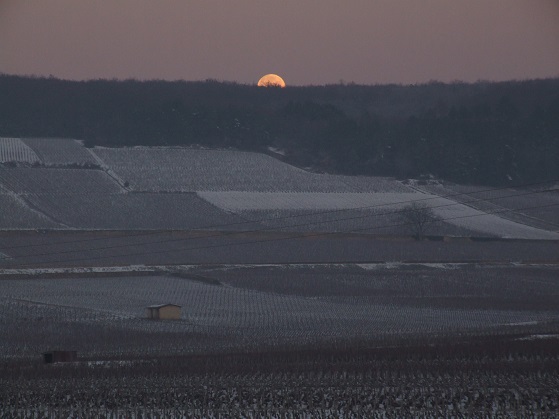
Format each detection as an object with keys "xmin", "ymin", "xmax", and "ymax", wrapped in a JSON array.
[{"xmin": 398, "ymin": 202, "xmax": 441, "ymax": 240}]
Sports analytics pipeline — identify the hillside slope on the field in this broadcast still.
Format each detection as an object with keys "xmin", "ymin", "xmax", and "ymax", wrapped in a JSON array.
[
  {"xmin": 0, "ymin": 138, "xmax": 557, "ymax": 239},
  {"xmin": 1, "ymin": 75, "xmax": 558, "ymax": 186}
]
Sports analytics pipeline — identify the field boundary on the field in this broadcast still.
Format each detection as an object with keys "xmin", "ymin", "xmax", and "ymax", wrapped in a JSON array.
[
  {"xmin": 1, "ymin": 229, "xmax": 559, "ymax": 242},
  {"xmin": 1, "ymin": 260, "xmax": 558, "ymax": 280}
]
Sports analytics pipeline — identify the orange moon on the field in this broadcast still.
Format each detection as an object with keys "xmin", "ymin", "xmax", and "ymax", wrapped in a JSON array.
[{"xmin": 257, "ymin": 74, "xmax": 286, "ymax": 88}]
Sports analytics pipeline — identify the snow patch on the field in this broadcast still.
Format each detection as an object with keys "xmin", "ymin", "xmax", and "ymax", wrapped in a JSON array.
[
  {"xmin": 434, "ymin": 202, "xmax": 559, "ymax": 240},
  {"xmin": 268, "ymin": 146, "xmax": 286, "ymax": 156},
  {"xmin": 503, "ymin": 321, "xmax": 539, "ymax": 327},
  {"xmin": 0, "ymin": 138, "xmax": 41, "ymax": 163},
  {"xmin": 358, "ymin": 262, "xmax": 403, "ymax": 271},
  {"xmin": 517, "ymin": 334, "xmax": 559, "ymax": 341},
  {"xmin": 198, "ymin": 192, "xmax": 429, "ymax": 211},
  {"xmin": 0, "ymin": 265, "xmax": 153, "ymax": 276}
]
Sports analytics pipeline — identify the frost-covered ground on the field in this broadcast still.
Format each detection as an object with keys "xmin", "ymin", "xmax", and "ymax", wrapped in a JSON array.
[
  {"xmin": 1, "ymin": 263, "xmax": 558, "ymax": 358},
  {"xmin": 21, "ymin": 138, "xmax": 98, "ymax": 165},
  {"xmin": 0, "ymin": 137, "xmax": 40, "ymax": 163},
  {"xmin": 432, "ymin": 195, "xmax": 559, "ymax": 239},
  {"xmin": 199, "ymin": 191, "xmax": 427, "ymax": 210},
  {"xmin": 200, "ymin": 191, "xmax": 559, "ymax": 239},
  {"xmin": 91, "ymin": 146, "xmax": 410, "ymax": 193},
  {"xmin": 413, "ymin": 180, "xmax": 559, "ymax": 229},
  {"xmin": 2, "ymin": 230, "xmax": 558, "ymax": 268},
  {"xmin": 1, "ymin": 264, "xmax": 559, "ymax": 415},
  {"xmin": 0, "ymin": 140, "xmax": 556, "ymax": 238},
  {"xmin": 24, "ymin": 192, "xmax": 255, "ymax": 230},
  {"xmin": 0, "ymin": 185, "xmax": 61, "ymax": 229},
  {"xmin": 0, "ymin": 167, "xmax": 124, "ymax": 195}
]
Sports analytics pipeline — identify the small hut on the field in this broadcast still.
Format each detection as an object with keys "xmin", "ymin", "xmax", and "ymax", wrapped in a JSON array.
[
  {"xmin": 146, "ymin": 303, "xmax": 181, "ymax": 320},
  {"xmin": 43, "ymin": 350, "xmax": 77, "ymax": 364}
]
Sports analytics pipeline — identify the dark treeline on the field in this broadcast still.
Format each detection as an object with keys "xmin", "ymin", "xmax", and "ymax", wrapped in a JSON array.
[{"xmin": 1, "ymin": 74, "xmax": 558, "ymax": 185}]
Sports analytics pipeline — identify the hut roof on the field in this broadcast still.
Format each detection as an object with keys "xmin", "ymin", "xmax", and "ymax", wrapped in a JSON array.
[{"xmin": 147, "ymin": 303, "xmax": 181, "ymax": 309}]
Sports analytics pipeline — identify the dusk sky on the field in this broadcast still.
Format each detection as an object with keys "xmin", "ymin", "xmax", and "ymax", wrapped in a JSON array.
[{"xmin": 1, "ymin": 1, "xmax": 558, "ymax": 86}]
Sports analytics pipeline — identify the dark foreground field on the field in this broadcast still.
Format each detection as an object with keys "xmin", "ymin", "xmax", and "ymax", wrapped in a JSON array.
[
  {"xmin": 1, "ymin": 231, "xmax": 558, "ymax": 416},
  {"xmin": 1, "ymin": 230, "xmax": 558, "ymax": 268},
  {"xmin": 2, "ymin": 335, "xmax": 559, "ymax": 417},
  {"xmin": 1, "ymin": 266, "xmax": 558, "ymax": 416}
]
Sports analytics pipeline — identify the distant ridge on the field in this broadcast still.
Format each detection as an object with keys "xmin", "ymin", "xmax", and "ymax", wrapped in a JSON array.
[{"xmin": 1, "ymin": 75, "xmax": 558, "ymax": 186}]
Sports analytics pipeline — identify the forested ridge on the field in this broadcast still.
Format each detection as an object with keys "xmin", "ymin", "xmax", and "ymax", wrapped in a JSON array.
[{"xmin": 1, "ymin": 75, "xmax": 558, "ymax": 185}]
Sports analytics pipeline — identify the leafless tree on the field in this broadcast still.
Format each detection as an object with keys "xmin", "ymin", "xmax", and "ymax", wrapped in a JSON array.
[{"xmin": 398, "ymin": 202, "xmax": 441, "ymax": 240}]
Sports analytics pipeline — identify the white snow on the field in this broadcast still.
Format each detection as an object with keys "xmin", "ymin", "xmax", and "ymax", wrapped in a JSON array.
[
  {"xmin": 432, "ymin": 199, "xmax": 559, "ymax": 240},
  {"xmin": 1, "ymin": 276, "xmax": 554, "ymax": 345},
  {"xmin": 503, "ymin": 321, "xmax": 539, "ymax": 326},
  {"xmin": 0, "ymin": 138, "xmax": 41, "ymax": 163},
  {"xmin": 0, "ymin": 265, "xmax": 153, "ymax": 276},
  {"xmin": 91, "ymin": 147, "xmax": 409, "ymax": 192},
  {"xmin": 198, "ymin": 191, "xmax": 430, "ymax": 211},
  {"xmin": 358, "ymin": 263, "xmax": 473, "ymax": 270},
  {"xmin": 268, "ymin": 146, "xmax": 286, "ymax": 156},
  {"xmin": 0, "ymin": 142, "xmax": 556, "ymax": 239},
  {"xmin": 517, "ymin": 334, "xmax": 559, "ymax": 341},
  {"xmin": 199, "ymin": 191, "xmax": 559, "ymax": 240}
]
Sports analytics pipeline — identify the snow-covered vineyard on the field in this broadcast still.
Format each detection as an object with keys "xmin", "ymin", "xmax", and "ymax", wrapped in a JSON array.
[
  {"xmin": 1, "ymin": 138, "xmax": 559, "ymax": 416},
  {"xmin": 1, "ymin": 263, "xmax": 559, "ymax": 416},
  {"xmin": 1, "ymin": 263, "xmax": 558, "ymax": 359},
  {"xmin": 0, "ymin": 137, "xmax": 558, "ymax": 240}
]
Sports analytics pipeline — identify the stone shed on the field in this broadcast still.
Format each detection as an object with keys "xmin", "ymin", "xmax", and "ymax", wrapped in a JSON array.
[{"xmin": 146, "ymin": 303, "xmax": 181, "ymax": 320}]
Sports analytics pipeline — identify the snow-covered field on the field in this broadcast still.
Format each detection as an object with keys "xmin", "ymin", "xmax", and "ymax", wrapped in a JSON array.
[
  {"xmin": 1, "ymin": 272, "xmax": 557, "ymax": 358},
  {"xmin": 0, "ymin": 186, "xmax": 61, "ymax": 229},
  {"xmin": 417, "ymin": 181, "xmax": 559, "ymax": 229},
  {"xmin": 21, "ymin": 138, "xmax": 98, "ymax": 165},
  {"xmin": 433, "ymin": 196, "xmax": 559, "ymax": 240},
  {"xmin": 198, "ymin": 191, "xmax": 429, "ymax": 211},
  {"xmin": 24, "ymin": 192, "xmax": 253, "ymax": 230},
  {"xmin": 91, "ymin": 147, "xmax": 410, "ymax": 193},
  {"xmin": 200, "ymin": 191, "xmax": 559, "ymax": 239},
  {"xmin": 0, "ymin": 139, "xmax": 556, "ymax": 238},
  {"xmin": 0, "ymin": 167, "xmax": 124, "ymax": 194},
  {"xmin": 0, "ymin": 137, "xmax": 40, "ymax": 163}
]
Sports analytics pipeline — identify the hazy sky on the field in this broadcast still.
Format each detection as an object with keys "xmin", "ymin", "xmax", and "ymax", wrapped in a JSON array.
[{"xmin": 1, "ymin": 1, "xmax": 558, "ymax": 85}]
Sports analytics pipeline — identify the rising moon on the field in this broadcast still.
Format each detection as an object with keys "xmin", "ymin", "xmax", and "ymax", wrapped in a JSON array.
[{"xmin": 257, "ymin": 74, "xmax": 286, "ymax": 88}]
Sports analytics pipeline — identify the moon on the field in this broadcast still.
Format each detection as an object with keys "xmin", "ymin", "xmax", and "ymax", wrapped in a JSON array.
[{"xmin": 257, "ymin": 74, "xmax": 286, "ymax": 88}]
